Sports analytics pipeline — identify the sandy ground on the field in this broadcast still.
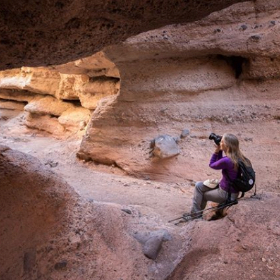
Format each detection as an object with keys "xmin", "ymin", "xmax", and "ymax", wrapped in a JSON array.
[
  {"xmin": 0, "ymin": 110, "xmax": 193, "ymax": 222},
  {"xmin": 2, "ymin": 108, "xmax": 280, "ymax": 280}
]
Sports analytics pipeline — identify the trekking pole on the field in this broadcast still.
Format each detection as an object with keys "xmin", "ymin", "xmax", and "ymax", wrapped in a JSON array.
[
  {"xmin": 168, "ymin": 208, "xmax": 206, "ymax": 223},
  {"xmin": 169, "ymin": 202, "xmax": 227, "ymax": 222},
  {"xmin": 202, "ymin": 199, "xmax": 238, "ymax": 215},
  {"xmin": 168, "ymin": 199, "xmax": 238, "ymax": 224}
]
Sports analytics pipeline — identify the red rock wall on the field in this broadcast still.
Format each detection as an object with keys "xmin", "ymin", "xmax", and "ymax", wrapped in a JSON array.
[{"xmin": 78, "ymin": 1, "xmax": 280, "ymax": 188}]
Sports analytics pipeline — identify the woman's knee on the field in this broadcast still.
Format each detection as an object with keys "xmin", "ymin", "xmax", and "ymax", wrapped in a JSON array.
[
  {"xmin": 194, "ymin": 181, "xmax": 206, "ymax": 193},
  {"xmin": 195, "ymin": 181, "xmax": 204, "ymax": 189}
]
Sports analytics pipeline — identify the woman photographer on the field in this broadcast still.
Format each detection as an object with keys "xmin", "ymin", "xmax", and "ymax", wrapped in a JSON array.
[{"xmin": 189, "ymin": 133, "xmax": 248, "ymax": 219}]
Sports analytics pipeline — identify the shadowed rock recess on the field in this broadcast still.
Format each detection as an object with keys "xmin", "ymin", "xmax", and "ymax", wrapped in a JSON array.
[
  {"xmin": 0, "ymin": 0, "xmax": 244, "ymax": 70},
  {"xmin": 1, "ymin": 0, "xmax": 280, "ymax": 280}
]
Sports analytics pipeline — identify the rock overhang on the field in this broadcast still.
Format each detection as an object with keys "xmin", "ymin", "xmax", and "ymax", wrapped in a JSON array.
[{"xmin": 0, "ymin": 0, "xmax": 246, "ymax": 70}]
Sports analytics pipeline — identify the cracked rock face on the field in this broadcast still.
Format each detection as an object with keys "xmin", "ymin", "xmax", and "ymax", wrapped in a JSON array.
[{"xmin": 0, "ymin": 0, "xmax": 245, "ymax": 70}]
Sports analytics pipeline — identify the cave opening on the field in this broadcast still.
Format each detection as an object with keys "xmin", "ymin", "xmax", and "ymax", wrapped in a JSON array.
[{"xmin": 216, "ymin": 55, "xmax": 248, "ymax": 79}]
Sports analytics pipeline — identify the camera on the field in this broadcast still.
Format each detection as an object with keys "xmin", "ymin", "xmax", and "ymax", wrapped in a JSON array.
[{"xmin": 209, "ymin": 133, "xmax": 222, "ymax": 145}]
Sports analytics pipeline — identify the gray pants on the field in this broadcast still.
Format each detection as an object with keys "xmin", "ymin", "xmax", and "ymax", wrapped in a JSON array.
[{"xmin": 191, "ymin": 181, "xmax": 239, "ymax": 214}]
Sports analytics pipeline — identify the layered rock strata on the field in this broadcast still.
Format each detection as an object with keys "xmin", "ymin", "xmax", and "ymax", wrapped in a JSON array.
[
  {"xmin": 0, "ymin": 52, "xmax": 120, "ymax": 137},
  {"xmin": 78, "ymin": 1, "xmax": 280, "ymax": 188}
]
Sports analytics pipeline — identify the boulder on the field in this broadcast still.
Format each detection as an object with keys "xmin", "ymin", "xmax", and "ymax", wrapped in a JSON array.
[{"xmin": 151, "ymin": 135, "xmax": 180, "ymax": 159}]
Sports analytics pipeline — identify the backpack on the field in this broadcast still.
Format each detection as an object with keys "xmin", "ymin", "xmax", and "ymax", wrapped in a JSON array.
[{"xmin": 230, "ymin": 158, "xmax": 256, "ymax": 197}]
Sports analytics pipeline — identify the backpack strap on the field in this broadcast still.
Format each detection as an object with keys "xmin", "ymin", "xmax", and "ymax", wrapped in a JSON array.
[
  {"xmin": 226, "ymin": 191, "xmax": 232, "ymax": 203},
  {"xmin": 224, "ymin": 169, "xmax": 237, "ymax": 196},
  {"xmin": 223, "ymin": 171, "xmax": 234, "ymax": 203},
  {"xmin": 225, "ymin": 170, "xmax": 243, "ymax": 199},
  {"xmin": 251, "ymin": 181, "xmax": 257, "ymax": 197}
]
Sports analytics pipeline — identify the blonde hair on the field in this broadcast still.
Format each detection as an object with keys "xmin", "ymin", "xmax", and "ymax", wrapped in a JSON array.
[{"xmin": 222, "ymin": 133, "xmax": 250, "ymax": 170}]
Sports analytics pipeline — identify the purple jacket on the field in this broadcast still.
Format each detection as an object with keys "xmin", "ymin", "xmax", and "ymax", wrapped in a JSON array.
[{"xmin": 209, "ymin": 151, "xmax": 239, "ymax": 193}]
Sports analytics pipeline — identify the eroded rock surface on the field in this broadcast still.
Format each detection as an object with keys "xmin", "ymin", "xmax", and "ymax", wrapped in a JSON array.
[
  {"xmin": 2, "ymin": 144, "xmax": 279, "ymax": 280},
  {"xmin": 0, "ymin": 145, "xmax": 186, "ymax": 280},
  {"xmin": 167, "ymin": 193, "xmax": 280, "ymax": 280},
  {"xmin": 78, "ymin": 1, "xmax": 280, "ymax": 188},
  {"xmin": 1, "ymin": 1, "xmax": 280, "ymax": 280},
  {"xmin": 0, "ymin": 52, "xmax": 120, "ymax": 136},
  {"xmin": 0, "ymin": 0, "xmax": 245, "ymax": 70}
]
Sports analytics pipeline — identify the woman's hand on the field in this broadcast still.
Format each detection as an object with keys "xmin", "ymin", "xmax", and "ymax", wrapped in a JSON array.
[{"xmin": 214, "ymin": 144, "xmax": 220, "ymax": 154}]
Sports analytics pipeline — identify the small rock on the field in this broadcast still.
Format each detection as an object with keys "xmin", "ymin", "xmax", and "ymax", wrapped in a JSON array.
[
  {"xmin": 23, "ymin": 250, "xmax": 36, "ymax": 272},
  {"xmin": 54, "ymin": 260, "xmax": 67, "ymax": 270},
  {"xmin": 121, "ymin": 209, "xmax": 132, "ymax": 214},
  {"xmin": 143, "ymin": 236, "xmax": 163, "ymax": 260},
  {"xmin": 68, "ymin": 233, "xmax": 81, "ymax": 244},
  {"xmin": 244, "ymin": 137, "xmax": 253, "ymax": 142},
  {"xmin": 45, "ymin": 160, "xmax": 58, "ymax": 168},
  {"xmin": 250, "ymin": 35, "xmax": 261, "ymax": 41},
  {"xmin": 134, "ymin": 229, "xmax": 171, "ymax": 260},
  {"xmin": 180, "ymin": 129, "xmax": 190, "ymax": 138},
  {"xmin": 240, "ymin": 24, "xmax": 247, "ymax": 31}
]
